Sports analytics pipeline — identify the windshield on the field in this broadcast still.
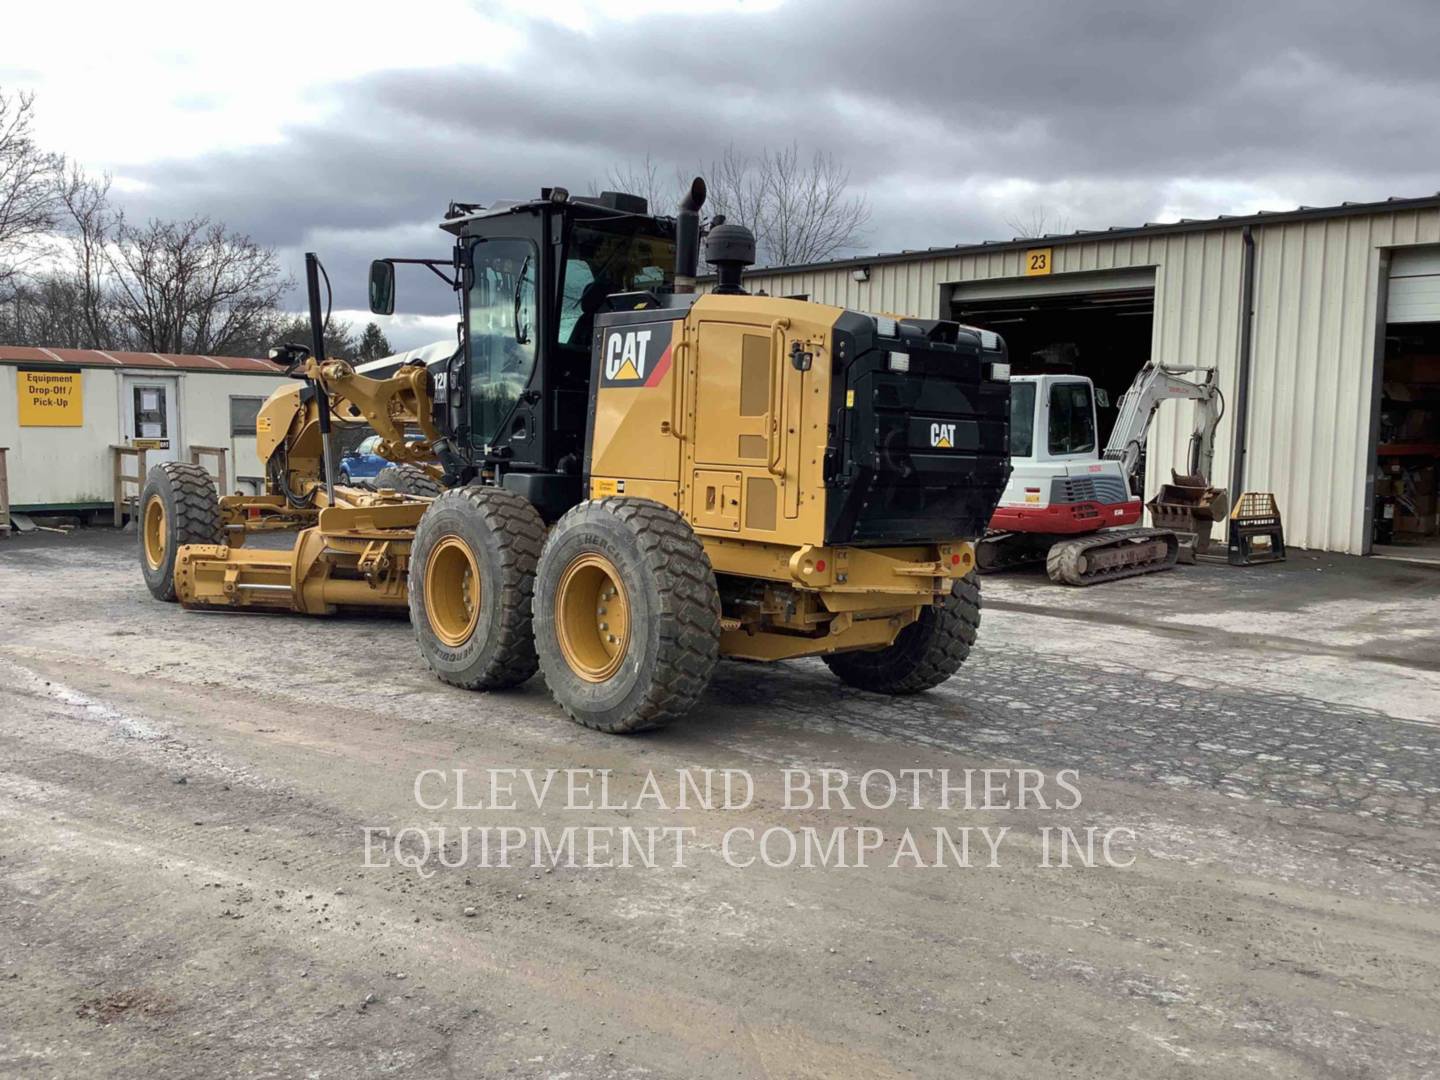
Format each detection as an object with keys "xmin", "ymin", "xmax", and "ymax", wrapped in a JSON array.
[
  {"xmin": 1009, "ymin": 381, "xmax": 1036, "ymax": 457},
  {"xmin": 1048, "ymin": 381, "xmax": 1097, "ymax": 455},
  {"xmin": 558, "ymin": 221, "xmax": 676, "ymax": 347}
]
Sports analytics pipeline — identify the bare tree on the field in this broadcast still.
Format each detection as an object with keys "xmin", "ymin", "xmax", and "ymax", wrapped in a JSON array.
[
  {"xmin": 602, "ymin": 153, "xmax": 685, "ymax": 212},
  {"xmin": 106, "ymin": 216, "xmax": 291, "ymax": 355},
  {"xmin": 748, "ymin": 143, "xmax": 869, "ymax": 266},
  {"xmin": 0, "ymin": 275, "xmax": 93, "ymax": 348},
  {"xmin": 606, "ymin": 142, "xmax": 870, "ymax": 267},
  {"xmin": 57, "ymin": 165, "xmax": 116, "ymax": 347},
  {"xmin": 1004, "ymin": 207, "xmax": 1070, "ymax": 240},
  {"xmin": 0, "ymin": 88, "xmax": 66, "ymax": 287}
]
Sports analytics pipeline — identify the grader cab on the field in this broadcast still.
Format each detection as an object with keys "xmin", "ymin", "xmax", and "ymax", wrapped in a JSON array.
[{"xmin": 138, "ymin": 178, "xmax": 1012, "ymax": 733}]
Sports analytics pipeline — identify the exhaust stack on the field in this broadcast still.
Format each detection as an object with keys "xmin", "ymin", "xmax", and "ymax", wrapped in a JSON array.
[{"xmin": 673, "ymin": 176, "xmax": 707, "ymax": 293}]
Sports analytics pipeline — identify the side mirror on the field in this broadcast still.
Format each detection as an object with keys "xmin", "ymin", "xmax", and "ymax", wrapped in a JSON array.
[{"xmin": 369, "ymin": 259, "xmax": 396, "ymax": 316}]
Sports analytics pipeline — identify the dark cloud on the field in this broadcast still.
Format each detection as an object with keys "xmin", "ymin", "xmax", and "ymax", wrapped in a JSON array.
[{"xmin": 113, "ymin": 0, "xmax": 1440, "ymax": 324}]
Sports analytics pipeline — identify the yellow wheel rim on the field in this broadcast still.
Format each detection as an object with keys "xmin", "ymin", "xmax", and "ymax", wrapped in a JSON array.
[
  {"xmin": 425, "ymin": 536, "xmax": 481, "ymax": 648},
  {"xmin": 143, "ymin": 495, "xmax": 168, "ymax": 571},
  {"xmin": 555, "ymin": 553, "xmax": 630, "ymax": 683}
]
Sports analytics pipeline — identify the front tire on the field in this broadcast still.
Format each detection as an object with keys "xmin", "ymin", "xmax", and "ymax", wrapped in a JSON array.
[
  {"xmin": 533, "ymin": 498, "xmax": 721, "ymax": 734},
  {"xmin": 138, "ymin": 462, "xmax": 223, "ymax": 603},
  {"xmin": 410, "ymin": 486, "xmax": 545, "ymax": 690},
  {"xmin": 377, "ymin": 463, "xmax": 443, "ymax": 498},
  {"xmin": 822, "ymin": 574, "xmax": 980, "ymax": 694}
]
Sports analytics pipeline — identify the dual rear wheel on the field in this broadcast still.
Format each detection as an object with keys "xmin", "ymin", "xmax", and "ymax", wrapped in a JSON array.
[
  {"xmin": 410, "ymin": 492, "xmax": 976, "ymax": 733},
  {"xmin": 410, "ymin": 493, "xmax": 721, "ymax": 733}
]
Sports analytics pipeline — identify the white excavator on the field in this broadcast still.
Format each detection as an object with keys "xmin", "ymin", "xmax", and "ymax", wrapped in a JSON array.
[{"xmin": 978, "ymin": 362, "xmax": 1227, "ymax": 585}]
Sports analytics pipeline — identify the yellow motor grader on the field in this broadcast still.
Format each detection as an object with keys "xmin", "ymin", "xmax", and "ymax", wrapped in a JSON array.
[{"xmin": 139, "ymin": 180, "xmax": 1012, "ymax": 732}]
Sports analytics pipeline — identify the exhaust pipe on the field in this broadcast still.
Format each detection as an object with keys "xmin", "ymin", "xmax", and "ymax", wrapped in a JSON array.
[{"xmin": 673, "ymin": 176, "xmax": 707, "ymax": 293}]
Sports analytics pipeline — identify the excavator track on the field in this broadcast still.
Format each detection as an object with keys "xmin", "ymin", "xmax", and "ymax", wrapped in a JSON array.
[{"xmin": 1045, "ymin": 527, "xmax": 1178, "ymax": 586}]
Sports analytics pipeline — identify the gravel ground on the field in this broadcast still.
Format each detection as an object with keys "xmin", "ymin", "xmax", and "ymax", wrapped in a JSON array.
[{"xmin": 1, "ymin": 529, "xmax": 1437, "ymax": 1079}]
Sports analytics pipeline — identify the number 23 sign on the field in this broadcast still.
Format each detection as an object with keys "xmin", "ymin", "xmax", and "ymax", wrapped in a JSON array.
[{"xmin": 1025, "ymin": 247, "xmax": 1052, "ymax": 276}]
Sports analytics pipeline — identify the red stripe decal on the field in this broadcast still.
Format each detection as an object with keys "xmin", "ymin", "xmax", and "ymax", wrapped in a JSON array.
[{"xmin": 644, "ymin": 343, "xmax": 673, "ymax": 388}]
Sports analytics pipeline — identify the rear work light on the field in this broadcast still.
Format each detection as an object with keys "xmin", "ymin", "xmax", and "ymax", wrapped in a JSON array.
[
  {"xmin": 887, "ymin": 351, "xmax": 910, "ymax": 373},
  {"xmin": 986, "ymin": 361, "xmax": 1011, "ymax": 381}
]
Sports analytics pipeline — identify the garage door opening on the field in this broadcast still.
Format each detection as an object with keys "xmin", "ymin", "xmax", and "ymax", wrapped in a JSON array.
[
  {"xmin": 945, "ymin": 273, "xmax": 1155, "ymax": 454},
  {"xmin": 1373, "ymin": 322, "xmax": 1440, "ymax": 563}
]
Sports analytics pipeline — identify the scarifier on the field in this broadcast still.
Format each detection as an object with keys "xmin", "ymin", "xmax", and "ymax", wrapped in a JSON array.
[{"xmin": 138, "ymin": 178, "xmax": 1012, "ymax": 732}]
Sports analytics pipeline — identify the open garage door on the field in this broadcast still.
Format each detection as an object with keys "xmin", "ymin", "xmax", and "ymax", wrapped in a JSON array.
[
  {"xmin": 1374, "ymin": 246, "xmax": 1440, "ymax": 561},
  {"xmin": 1388, "ymin": 246, "xmax": 1440, "ymax": 324},
  {"xmin": 946, "ymin": 268, "xmax": 1156, "ymax": 449}
]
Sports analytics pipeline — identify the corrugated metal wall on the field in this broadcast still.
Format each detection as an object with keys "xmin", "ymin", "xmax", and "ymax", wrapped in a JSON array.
[
  {"xmin": 1247, "ymin": 210, "xmax": 1440, "ymax": 552},
  {"xmin": 731, "ymin": 209, "xmax": 1440, "ymax": 554}
]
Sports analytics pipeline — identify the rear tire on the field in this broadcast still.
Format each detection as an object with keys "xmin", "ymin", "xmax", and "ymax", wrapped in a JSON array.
[
  {"xmin": 410, "ymin": 486, "xmax": 545, "ymax": 690},
  {"xmin": 822, "ymin": 574, "xmax": 980, "ymax": 694},
  {"xmin": 377, "ymin": 463, "xmax": 443, "ymax": 498},
  {"xmin": 533, "ymin": 498, "xmax": 721, "ymax": 734},
  {"xmin": 139, "ymin": 462, "xmax": 223, "ymax": 603}
]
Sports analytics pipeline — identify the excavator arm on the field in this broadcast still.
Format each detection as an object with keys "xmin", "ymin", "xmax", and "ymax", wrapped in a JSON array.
[{"xmin": 1102, "ymin": 363, "xmax": 1223, "ymax": 494}]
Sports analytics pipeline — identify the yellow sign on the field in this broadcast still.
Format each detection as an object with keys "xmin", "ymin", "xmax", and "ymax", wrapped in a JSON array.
[
  {"xmin": 133, "ymin": 438, "xmax": 169, "ymax": 450},
  {"xmin": 1024, "ymin": 247, "xmax": 1052, "ymax": 276},
  {"xmin": 17, "ymin": 368, "xmax": 84, "ymax": 426}
]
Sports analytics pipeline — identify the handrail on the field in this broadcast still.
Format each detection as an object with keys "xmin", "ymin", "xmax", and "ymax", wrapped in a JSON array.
[
  {"xmin": 110, "ymin": 445, "xmax": 149, "ymax": 527},
  {"xmin": 669, "ymin": 338, "xmax": 690, "ymax": 439},
  {"xmin": 767, "ymin": 318, "xmax": 791, "ymax": 475},
  {"xmin": 190, "ymin": 445, "xmax": 229, "ymax": 495}
]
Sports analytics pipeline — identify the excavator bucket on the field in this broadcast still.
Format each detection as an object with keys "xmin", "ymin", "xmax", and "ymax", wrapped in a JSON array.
[{"xmin": 1147, "ymin": 471, "xmax": 1229, "ymax": 561}]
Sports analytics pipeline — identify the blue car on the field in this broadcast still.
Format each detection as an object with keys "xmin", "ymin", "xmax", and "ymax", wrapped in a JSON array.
[{"xmin": 339, "ymin": 434, "xmax": 422, "ymax": 483}]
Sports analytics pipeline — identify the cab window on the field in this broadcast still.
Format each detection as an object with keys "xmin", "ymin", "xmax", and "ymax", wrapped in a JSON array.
[
  {"xmin": 1048, "ymin": 382, "xmax": 1097, "ymax": 455},
  {"xmin": 467, "ymin": 238, "xmax": 537, "ymax": 448},
  {"xmin": 1009, "ymin": 381, "xmax": 1036, "ymax": 457},
  {"xmin": 557, "ymin": 223, "xmax": 676, "ymax": 348}
]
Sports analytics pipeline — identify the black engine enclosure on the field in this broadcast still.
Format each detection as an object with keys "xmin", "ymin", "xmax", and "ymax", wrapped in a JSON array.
[{"xmin": 824, "ymin": 312, "xmax": 1011, "ymax": 545}]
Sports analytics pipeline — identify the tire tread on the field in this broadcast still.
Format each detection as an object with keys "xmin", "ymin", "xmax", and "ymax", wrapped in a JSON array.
[
  {"xmin": 822, "ymin": 574, "xmax": 980, "ymax": 694},
  {"xmin": 538, "ymin": 498, "xmax": 722, "ymax": 733},
  {"xmin": 413, "ymin": 485, "xmax": 544, "ymax": 690}
]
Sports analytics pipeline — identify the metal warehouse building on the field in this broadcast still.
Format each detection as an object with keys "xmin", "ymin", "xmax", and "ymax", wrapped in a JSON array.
[
  {"xmin": 728, "ymin": 193, "xmax": 1440, "ymax": 558},
  {"xmin": 0, "ymin": 347, "xmax": 289, "ymax": 522}
]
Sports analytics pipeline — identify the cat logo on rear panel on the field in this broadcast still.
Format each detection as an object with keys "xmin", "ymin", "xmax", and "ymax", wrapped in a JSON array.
[
  {"xmin": 930, "ymin": 422, "xmax": 956, "ymax": 449},
  {"xmin": 599, "ymin": 322, "xmax": 675, "ymax": 388}
]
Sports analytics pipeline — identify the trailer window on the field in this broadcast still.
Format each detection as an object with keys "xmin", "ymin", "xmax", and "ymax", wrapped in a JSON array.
[
  {"xmin": 1048, "ymin": 382, "xmax": 1096, "ymax": 455},
  {"xmin": 230, "ymin": 396, "xmax": 264, "ymax": 437},
  {"xmin": 1009, "ymin": 382, "xmax": 1035, "ymax": 457}
]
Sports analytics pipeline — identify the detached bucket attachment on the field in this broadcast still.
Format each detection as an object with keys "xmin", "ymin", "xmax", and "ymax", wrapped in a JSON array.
[
  {"xmin": 1228, "ymin": 492, "xmax": 1286, "ymax": 565},
  {"xmin": 1147, "ymin": 471, "xmax": 1229, "ymax": 560}
]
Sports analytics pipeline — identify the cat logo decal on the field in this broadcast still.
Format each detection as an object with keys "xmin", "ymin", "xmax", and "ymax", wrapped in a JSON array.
[{"xmin": 600, "ymin": 322, "xmax": 675, "ymax": 388}]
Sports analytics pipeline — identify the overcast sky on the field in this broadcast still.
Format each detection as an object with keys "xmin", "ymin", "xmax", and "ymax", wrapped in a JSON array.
[{"xmin": 7, "ymin": 0, "xmax": 1440, "ymax": 351}]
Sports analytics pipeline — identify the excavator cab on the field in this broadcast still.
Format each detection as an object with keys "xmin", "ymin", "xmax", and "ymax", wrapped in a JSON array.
[{"xmin": 995, "ymin": 374, "xmax": 1141, "ymax": 534}]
